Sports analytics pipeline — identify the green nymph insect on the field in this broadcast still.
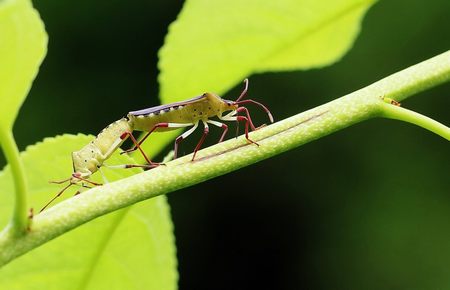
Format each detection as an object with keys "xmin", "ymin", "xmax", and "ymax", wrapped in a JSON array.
[{"xmin": 42, "ymin": 79, "xmax": 273, "ymax": 211}]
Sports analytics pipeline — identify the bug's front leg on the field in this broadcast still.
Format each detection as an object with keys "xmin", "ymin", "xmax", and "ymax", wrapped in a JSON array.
[
  {"xmin": 219, "ymin": 114, "xmax": 259, "ymax": 146},
  {"xmin": 236, "ymin": 107, "xmax": 257, "ymax": 130}
]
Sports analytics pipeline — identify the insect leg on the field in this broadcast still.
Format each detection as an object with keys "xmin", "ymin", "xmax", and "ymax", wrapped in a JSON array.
[
  {"xmin": 120, "ymin": 132, "xmax": 160, "ymax": 167},
  {"xmin": 174, "ymin": 121, "xmax": 199, "ymax": 159},
  {"xmin": 192, "ymin": 120, "xmax": 209, "ymax": 161},
  {"xmin": 40, "ymin": 183, "xmax": 73, "ymax": 212},
  {"xmin": 98, "ymin": 167, "xmax": 109, "ymax": 183},
  {"xmin": 43, "ymin": 175, "xmax": 100, "ymax": 212},
  {"xmin": 122, "ymin": 123, "xmax": 193, "ymax": 155},
  {"xmin": 71, "ymin": 174, "xmax": 102, "ymax": 186},
  {"xmin": 220, "ymin": 110, "xmax": 240, "ymax": 137},
  {"xmin": 207, "ymin": 120, "xmax": 228, "ymax": 143},
  {"xmin": 104, "ymin": 164, "xmax": 156, "ymax": 170},
  {"xmin": 219, "ymin": 114, "xmax": 259, "ymax": 146},
  {"xmin": 236, "ymin": 107, "xmax": 257, "ymax": 130}
]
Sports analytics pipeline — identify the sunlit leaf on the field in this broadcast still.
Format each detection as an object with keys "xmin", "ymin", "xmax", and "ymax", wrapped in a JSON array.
[
  {"xmin": 158, "ymin": 0, "xmax": 376, "ymax": 101},
  {"xmin": 0, "ymin": 135, "xmax": 177, "ymax": 290},
  {"xmin": 0, "ymin": 0, "xmax": 47, "ymax": 129}
]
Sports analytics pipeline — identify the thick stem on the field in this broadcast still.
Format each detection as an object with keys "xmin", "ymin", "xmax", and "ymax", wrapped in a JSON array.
[{"xmin": 0, "ymin": 51, "xmax": 449, "ymax": 267}]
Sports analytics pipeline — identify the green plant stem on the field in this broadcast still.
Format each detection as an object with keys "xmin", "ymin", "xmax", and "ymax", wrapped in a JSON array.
[
  {"xmin": 0, "ymin": 129, "xmax": 28, "ymax": 234},
  {"xmin": 0, "ymin": 50, "xmax": 449, "ymax": 267},
  {"xmin": 380, "ymin": 103, "xmax": 450, "ymax": 140}
]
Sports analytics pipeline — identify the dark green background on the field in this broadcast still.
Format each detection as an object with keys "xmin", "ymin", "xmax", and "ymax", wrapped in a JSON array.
[{"xmin": 11, "ymin": 0, "xmax": 450, "ymax": 289}]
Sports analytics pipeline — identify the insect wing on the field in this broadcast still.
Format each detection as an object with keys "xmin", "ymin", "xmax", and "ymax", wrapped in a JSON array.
[{"xmin": 129, "ymin": 95, "xmax": 208, "ymax": 116}]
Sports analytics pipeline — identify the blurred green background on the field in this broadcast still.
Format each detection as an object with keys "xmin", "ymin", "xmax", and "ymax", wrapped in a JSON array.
[{"xmin": 6, "ymin": 0, "xmax": 450, "ymax": 289}]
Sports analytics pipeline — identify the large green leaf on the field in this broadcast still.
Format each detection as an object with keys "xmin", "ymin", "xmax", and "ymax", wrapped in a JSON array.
[
  {"xmin": 0, "ymin": 135, "xmax": 177, "ymax": 290},
  {"xmin": 0, "ymin": 0, "xmax": 47, "ymax": 129},
  {"xmin": 158, "ymin": 0, "xmax": 376, "ymax": 102}
]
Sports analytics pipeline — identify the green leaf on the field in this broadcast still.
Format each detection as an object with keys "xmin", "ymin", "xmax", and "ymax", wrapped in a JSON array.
[
  {"xmin": 0, "ymin": 0, "xmax": 47, "ymax": 129},
  {"xmin": 0, "ymin": 135, "xmax": 177, "ymax": 290},
  {"xmin": 158, "ymin": 0, "xmax": 376, "ymax": 102}
]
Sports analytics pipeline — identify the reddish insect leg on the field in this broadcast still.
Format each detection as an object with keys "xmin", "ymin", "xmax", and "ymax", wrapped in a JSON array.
[
  {"xmin": 191, "ymin": 121, "xmax": 209, "ymax": 161},
  {"xmin": 122, "ymin": 122, "xmax": 193, "ymax": 155},
  {"xmin": 40, "ymin": 183, "xmax": 73, "ymax": 212},
  {"xmin": 207, "ymin": 120, "xmax": 228, "ymax": 143},
  {"xmin": 236, "ymin": 107, "xmax": 257, "ymax": 131},
  {"xmin": 120, "ymin": 131, "xmax": 160, "ymax": 167},
  {"xmin": 174, "ymin": 122, "xmax": 199, "ymax": 159},
  {"xmin": 220, "ymin": 113, "xmax": 259, "ymax": 146}
]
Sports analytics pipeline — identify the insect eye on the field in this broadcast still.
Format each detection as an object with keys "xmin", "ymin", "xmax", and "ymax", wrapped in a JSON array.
[{"xmin": 84, "ymin": 160, "xmax": 87, "ymax": 163}]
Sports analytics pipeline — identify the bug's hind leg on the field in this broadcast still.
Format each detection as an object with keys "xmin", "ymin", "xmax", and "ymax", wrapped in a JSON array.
[
  {"xmin": 120, "ymin": 132, "xmax": 161, "ymax": 167},
  {"xmin": 122, "ymin": 122, "xmax": 194, "ymax": 155}
]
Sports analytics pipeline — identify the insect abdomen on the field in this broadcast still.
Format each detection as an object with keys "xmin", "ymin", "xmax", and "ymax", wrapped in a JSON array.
[{"xmin": 93, "ymin": 118, "xmax": 133, "ymax": 156}]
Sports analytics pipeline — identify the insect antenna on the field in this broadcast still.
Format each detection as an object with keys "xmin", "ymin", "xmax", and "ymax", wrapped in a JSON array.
[
  {"xmin": 235, "ymin": 99, "xmax": 274, "ymax": 123},
  {"xmin": 234, "ymin": 79, "xmax": 274, "ymax": 123},
  {"xmin": 40, "ymin": 182, "xmax": 74, "ymax": 212},
  {"xmin": 235, "ymin": 78, "xmax": 249, "ymax": 102}
]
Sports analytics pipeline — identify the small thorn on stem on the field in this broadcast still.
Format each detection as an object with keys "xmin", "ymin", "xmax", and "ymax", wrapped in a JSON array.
[
  {"xmin": 381, "ymin": 96, "xmax": 401, "ymax": 106},
  {"xmin": 28, "ymin": 208, "xmax": 34, "ymax": 219}
]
